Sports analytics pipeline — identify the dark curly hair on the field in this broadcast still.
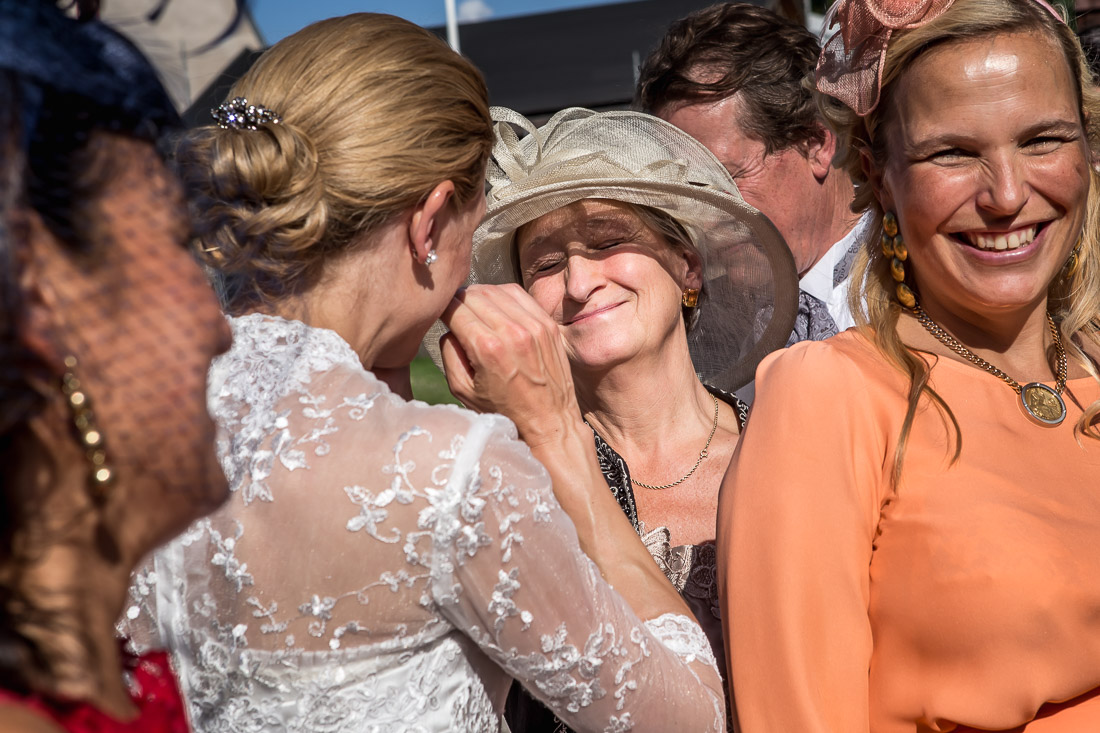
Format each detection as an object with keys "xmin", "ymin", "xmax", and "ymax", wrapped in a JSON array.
[{"xmin": 634, "ymin": 2, "xmax": 824, "ymax": 154}]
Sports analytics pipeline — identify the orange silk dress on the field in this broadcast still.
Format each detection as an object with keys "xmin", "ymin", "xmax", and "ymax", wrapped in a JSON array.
[{"xmin": 718, "ymin": 330, "xmax": 1100, "ymax": 733}]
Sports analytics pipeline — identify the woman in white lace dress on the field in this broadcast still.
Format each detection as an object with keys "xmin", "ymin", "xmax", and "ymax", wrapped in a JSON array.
[{"xmin": 122, "ymin": 13, "xmax": 725, "ymax": 733}]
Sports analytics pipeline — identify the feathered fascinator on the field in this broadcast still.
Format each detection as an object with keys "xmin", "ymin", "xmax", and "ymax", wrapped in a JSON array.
[{"xmin": 815, "ymin": 0, "xmax": 1066, "ymax": 116}]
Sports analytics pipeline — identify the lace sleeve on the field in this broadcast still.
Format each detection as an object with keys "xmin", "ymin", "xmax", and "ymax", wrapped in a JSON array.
[
  {"xmin": 123, "ymin": 319, "xmax": 725, "ymax": 732},
  {"xmin": 429, "ymin": 416, "xmax": 726, "ymax": 732},
  {"xmin": 643, "ymin": 613, "xmax": 717, "ymax": 668},
  {"xmin": 118, "ymin": 558, "xmax": 162, "ymax": 653}
]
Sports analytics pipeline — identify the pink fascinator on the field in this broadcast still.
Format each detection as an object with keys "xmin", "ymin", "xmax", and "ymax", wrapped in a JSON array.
[{"xmin": 815, "ymin": 0, "xmax": 1066, "ymax": 116}]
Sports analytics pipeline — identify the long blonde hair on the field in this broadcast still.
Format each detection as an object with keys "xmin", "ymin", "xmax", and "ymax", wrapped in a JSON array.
[
  {"xmin": 816, "ymin": 0, "xmax": 1100, "ymax": 481},
  {"xmin": 178, "ymin": 13, "xmax": 493, "ymax": 312}
]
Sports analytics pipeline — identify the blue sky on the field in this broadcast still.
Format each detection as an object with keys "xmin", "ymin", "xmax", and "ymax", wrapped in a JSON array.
[{"xmin": 251, "ymin": 0, "xmax": 639, "ymax": 45}]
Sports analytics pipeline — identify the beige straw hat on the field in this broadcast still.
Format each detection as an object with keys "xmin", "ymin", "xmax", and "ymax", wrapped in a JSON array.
[{"xmin": 431, "ymin": 106, "xmax": 798, "ymax": 393}]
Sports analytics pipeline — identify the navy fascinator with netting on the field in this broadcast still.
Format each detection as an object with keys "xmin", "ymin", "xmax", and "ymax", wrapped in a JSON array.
[{"xmin": 0, "ymin": 0, "xmax": 180, "ymax": 152}]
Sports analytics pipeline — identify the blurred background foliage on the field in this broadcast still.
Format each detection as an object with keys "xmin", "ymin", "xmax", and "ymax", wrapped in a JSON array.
[{"xmin": 411, "ymin": 355, "xmax": 461, "ymax": 405}]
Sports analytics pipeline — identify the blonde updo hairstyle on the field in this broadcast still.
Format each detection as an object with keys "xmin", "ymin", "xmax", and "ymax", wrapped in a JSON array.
[
  {"xmin": 815, "ymin": 0, "xmax": 1100, "ymax": 479},
  {"xmin": 179, "ymin": 13, "xmax": 493, "ymax": 312}
]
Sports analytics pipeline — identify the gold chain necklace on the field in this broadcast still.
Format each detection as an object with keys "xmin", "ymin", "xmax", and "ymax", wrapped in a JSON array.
[
  {"xmin": 912, "ymin": 305, "xmax": 1068, "ymax": 426},
  {"xmin": 631, "ymin": 393, "xmax": 720, "ymax": 490}
]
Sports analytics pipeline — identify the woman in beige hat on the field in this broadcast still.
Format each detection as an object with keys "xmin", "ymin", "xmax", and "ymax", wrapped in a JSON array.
[{"xmin": 438, "ymin": 106, "xmax": 798, "ymax": 729}]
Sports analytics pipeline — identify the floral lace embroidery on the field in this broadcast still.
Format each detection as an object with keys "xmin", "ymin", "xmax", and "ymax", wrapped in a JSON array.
[
  {"xmin": 644, "ymin": 613, "xmax": 717, "ymax": 668},
  {"xmin": 121, "ymin": 314, "xmax": 725, "ymax": 733}
]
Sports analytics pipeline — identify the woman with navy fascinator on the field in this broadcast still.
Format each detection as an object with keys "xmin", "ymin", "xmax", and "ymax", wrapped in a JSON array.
[{"xmin": 0, "ymin": 1, "xmax": 232, "ymax": 730}]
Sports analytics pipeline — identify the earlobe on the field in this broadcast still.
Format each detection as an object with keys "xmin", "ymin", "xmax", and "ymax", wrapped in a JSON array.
[
  {"xmin": 17, "ymin": 244, "xmax": 64, "ymax": 368},
  {"xmin": 21, "ymin": 304, "xmax": 63, "ymax": 368},
  {"xmin": 407, "ymin": 180, "xmax": 456, "ymax": 264},
  {"xmin": 682, "ymin": 248, "xmax": 704, "ymax": 290}
]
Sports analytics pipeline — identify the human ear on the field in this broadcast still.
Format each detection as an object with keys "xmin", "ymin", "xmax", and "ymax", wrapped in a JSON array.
[
  {"xmin": 860, "ymin": 147, "xmax": 893, "ymax": 212},
  {"xmin": 407, "ymin": 180, "xmax": 456, "ymax": 264},
  {"xmin": 15, "ymin": 232, "xmax": 65, "ymax": 369},
  {"xmin": 804, "ymin": 124, "xmax": 839, "ymax": 181},
  {"xmin": 1087, "ymin": 110, "xmax": 1100, "ymax": 173},
  {"xmin": 681, "ymin": 247, "xmax": 704, "ymax": 290}
]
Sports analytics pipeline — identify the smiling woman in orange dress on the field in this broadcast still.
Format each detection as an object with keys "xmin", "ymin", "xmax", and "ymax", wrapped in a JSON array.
[{"xmin": 717, "ymin": 0, "xmax": 1100, "ymax": 731}]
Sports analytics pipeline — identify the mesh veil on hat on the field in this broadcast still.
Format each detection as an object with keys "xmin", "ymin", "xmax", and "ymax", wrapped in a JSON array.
[{"xmin": 433, "ymin": 106, "xmax": 798, "ymax": 393}]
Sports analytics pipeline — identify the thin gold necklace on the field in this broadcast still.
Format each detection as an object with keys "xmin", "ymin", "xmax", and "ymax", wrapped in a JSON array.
[
  {"xmin": 631, "ymin": 393, "xmax": 720, "ymax": 490},
  {"xmin": 912, "ymin": 305, "xmax": 1068, "ymax": 426}
]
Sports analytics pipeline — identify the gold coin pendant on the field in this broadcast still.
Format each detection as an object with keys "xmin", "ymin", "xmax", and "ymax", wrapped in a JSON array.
[{"xmin": 1020, "ymin": 382, "xmax": 1067, "ymax": 426}]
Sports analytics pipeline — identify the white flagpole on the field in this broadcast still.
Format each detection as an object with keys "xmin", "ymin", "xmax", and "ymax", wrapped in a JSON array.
[{"xmin": 444, "ymin": 0, "xmax": 461, "ymax": 52}]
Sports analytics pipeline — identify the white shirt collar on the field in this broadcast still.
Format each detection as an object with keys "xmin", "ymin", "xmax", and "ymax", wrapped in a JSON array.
[{"xmin": 798, "ymin": 211, "xmax": 874, "ymax": 302}]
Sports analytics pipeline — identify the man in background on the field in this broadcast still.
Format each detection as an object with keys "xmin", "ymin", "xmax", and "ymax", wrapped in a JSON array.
[{"xmin": 636, "ymin": 2, "xmax": 869, "ymax": 344}]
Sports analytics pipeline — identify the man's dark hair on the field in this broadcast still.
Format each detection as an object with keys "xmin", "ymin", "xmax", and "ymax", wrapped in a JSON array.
[{"xmin": 635, "ymin": 2, "xmax": 823, "ymax": 154}]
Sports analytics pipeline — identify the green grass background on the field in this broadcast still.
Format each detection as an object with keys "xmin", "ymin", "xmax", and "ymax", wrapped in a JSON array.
[{"xmin": 410, "ymin": 355, "xmax": 461, "ymax": 405}]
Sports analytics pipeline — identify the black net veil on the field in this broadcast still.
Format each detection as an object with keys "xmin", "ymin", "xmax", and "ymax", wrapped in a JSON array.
[
  {"xmin": 2, "ymin": 0, "xmax": 233, "ymax": 498},
  {"xmin": 0, "ymin": 0, "xmax": 182, "ymax": 431}
]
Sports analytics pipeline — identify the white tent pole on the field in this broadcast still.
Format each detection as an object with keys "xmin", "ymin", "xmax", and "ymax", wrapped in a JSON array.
[{"xmin": 444, "ymin": 0, "xmax": 461, "ymax": 52}]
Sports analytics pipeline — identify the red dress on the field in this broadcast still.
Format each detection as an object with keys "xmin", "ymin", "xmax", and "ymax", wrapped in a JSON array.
[{"xmin": 0, "ymin": 648, "xmax": 189, "ymax": 732}]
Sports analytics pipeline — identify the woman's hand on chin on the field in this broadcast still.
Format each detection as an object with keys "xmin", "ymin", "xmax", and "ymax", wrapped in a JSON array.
[
  {"xmin": 440, "ymin": 284, "xmax": 583, "ymax": 448},
  {"xmin": 442, "ymin": 287, "xmax": 675, "ymax": 610}
]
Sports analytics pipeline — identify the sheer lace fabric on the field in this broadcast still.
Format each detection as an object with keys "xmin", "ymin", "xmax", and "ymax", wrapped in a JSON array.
[
  {"xmin": 123, "ymin": 314, "xmax": 723, "ymax": 732},
  {"xmin": 640, "ymin": 530, "xmax": 723, "ymax": 675}
]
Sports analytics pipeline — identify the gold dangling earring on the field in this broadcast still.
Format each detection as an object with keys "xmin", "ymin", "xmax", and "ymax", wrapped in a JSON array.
[
  {"xmin": 882, "ymin": 212, "xmax": 916, "ymax": 309},
  {"xmin": 681, "ymin": 288, "xmax": 700, "ymax": 308},
  {"xmin": 1062, "ymin": 239, "xmax": 1082, "ymax": 281},
  {"xmin": 61, "ymin": 355, "xmax": 113, "ymax": 501}
]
